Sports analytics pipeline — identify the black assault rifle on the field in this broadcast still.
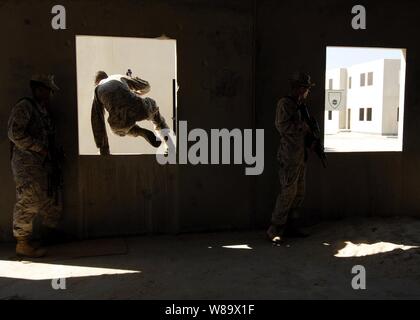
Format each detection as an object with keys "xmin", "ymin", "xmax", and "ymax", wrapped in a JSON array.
[{"xmin": 299, "ymin": 104, "xmax": 328, "ymax": 169}]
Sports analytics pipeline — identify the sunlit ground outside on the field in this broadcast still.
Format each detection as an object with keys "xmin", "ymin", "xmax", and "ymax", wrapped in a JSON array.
[{"xmin": 325, "ymin": 132, "xmax": 402, "ymax": 152}]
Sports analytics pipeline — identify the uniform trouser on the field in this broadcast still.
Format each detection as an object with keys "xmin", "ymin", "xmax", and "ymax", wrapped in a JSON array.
[
  {"xmin": 13, "ymin": 174, "xmax": 61, "ymax": 239},
  {"xmin": 126, "ymin": 110, "xmax": 169, "ymax": 138},
  {"xmin": 271, "ymin": 164, "xmax": 306, "ymax": 228},
  {"xmin": 110, "ymin": 97, "xmax": 169, "ymax": 138}
]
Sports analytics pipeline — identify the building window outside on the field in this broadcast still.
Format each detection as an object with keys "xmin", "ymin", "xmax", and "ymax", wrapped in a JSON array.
[
  {"xmin": 359, "ymin": 108, "xmax": 365, "ymax": 121},
  {"xmin": 348, "ymin": 108, "xmax": 351, "ymax": 129},
  {"xmin": 368, "ymin": 72, "xmax": 373, "ymax": 86},
  {"xmin": 325, "ymin": 46, "xmax": 406, "ymax": 153},
  {"xmin": 360, "ymin": 73, "xmax": 366, "ymax": 87},
  {"xmin": 367, "ymin": 108, "xmax": 372, "ymax": 121}
]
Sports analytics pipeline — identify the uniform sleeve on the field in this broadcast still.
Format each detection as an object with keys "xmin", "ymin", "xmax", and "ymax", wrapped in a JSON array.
[
  {"xmin": 275, "ymin": 98, "xmax": 295, "ymax": 135},
  {"xmin": 91, "ymin": 96, "xmax": 110, "ymax": 154},
  {"xmin": 122, "ymin": 76, "xmax": 151, "ymax": 95},
  {"xmin": 7, "ymin": 101, "xmax": 46, "ymax": 153}
]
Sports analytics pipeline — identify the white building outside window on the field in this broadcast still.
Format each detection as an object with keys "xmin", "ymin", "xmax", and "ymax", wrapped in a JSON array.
[
  {"xmin": 368, "ymin": 72, "xmax": 374, "ymax": 86},
  {"xmin": 325, "ymin": 47, "xmax": 407, "ymax": 152},
  {"xmin": 360, "ymin": 73, "xmax": 366, "ymax": 87}
]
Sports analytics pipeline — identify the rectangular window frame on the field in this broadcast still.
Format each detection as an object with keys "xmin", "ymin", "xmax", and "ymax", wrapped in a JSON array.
[
  {"xmin": 368, "ymin": 72, "xmax": 373, "ymax": 86},
  {"xmin": 359, "ymin": 108, "xmax": 365, "ymax": 121},
  {"xmin": 360, "ymin": 73, "xmax": 366, "ymax": 87},
  {"xmin": 367, "ymin": 108, "xmax": 372, "ymax": 121}
]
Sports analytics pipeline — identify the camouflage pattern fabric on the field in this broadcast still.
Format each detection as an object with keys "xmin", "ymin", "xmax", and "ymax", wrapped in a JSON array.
[
  {"xmin": 8, "ymin": 98, "xmax": 61, "ymax": 238},
  {"xmin": 272, "ymin": 96, "xmax": 309, "ymax": 227},
  {"xmin": 91, "ymin": 75, "xmax": 169, "ymax": 151}
]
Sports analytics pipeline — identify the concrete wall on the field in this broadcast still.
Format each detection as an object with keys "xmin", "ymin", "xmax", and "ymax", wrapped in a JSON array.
[
  {"xmin": 398, "ymin": 51, "xmax": 407, "ymax": 149},
  {"xmin": 326, "ymin": 58, "xmax": 402, "ymax": 136},
  {"xmin": 0, "ymin": 0, "xmax": 255, "ymax": 241},
  {"xmin": 256, "ymin": 0, "xmax": 420, "ymax": 225},
  {"xmin": 382, "ymin": 59, "xmax": 401, "ymax": 135},
  {"xmin": 338, "ymin": 69, "xmax": 348, "ymax": 130},
  {"xmin": 325, "ymin": 69, "xmax": 340, "ymax": 134},
  {"xmin": 324, "ymin": 110, "xmax": 340, "ymax": 134},
  {"xmin": 346, "ymin": 58, "xmax": 401, "ymax": 135},
  {"xmin": 325, "ymin": 68, "xmax": 347, "ymax": 133},
  {"xmin": 1, "ymin": 0, "xmax": 420, "ymax": 241},
  {"xmin": 347, "ymin": 59, "xmax": 385, "ymax": 133}
]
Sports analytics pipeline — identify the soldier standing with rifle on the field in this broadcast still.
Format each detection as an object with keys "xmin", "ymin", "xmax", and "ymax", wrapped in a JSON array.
[
  {"xmin": 267, "ymin": 72, "xmax": 327, "ymax": 245},
  {"xmin": 8, "ymin": 75, "xmax": 64, "ymax": 258}
]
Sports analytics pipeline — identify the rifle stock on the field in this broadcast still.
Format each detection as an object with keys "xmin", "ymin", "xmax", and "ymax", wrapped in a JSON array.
[{"xmin": 299, "ymin": 104, "xmax": 328, "ymax": 169}]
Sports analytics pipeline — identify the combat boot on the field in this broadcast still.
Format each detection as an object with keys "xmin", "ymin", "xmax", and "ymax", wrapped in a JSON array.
[
  {"xmin": 267, "ymin": 225, "xmax": 284, "ymax": 245},
  {"xmin": 16, "ymin": 237, "xmax": 47, "ymax": 258}
]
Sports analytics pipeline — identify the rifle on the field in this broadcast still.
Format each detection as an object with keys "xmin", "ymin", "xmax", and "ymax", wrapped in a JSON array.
[{"xmin": 299, "ymin": 104, "xmax": 328, "ymax": 168}]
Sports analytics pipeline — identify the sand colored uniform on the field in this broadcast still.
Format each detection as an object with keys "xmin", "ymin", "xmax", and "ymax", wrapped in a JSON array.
[
  {"xmin": 91, "ymin": 75, "xmax": 169, "ymax": 152},
  {"xmin": 271, "ymin": 96, "xmax": 308, "ymax": 227},
  {"xmin": 8, "ymin": 98, "xmax": 61, "ymax": 238}
]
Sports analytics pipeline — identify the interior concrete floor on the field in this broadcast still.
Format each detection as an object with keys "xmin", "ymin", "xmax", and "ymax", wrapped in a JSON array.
[{"xmin": 0, "ymin": 217, "xmax": 419, "ymax": 300}]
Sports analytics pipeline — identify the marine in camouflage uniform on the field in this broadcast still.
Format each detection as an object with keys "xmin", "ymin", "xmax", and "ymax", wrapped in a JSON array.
[
  {"xmin": 92, "ymin": 72, "xmax": 170, "ymax": 155},
  {"xmin": 8, "ymin": 75, "xmax": 61, "ymax": 258},
  {"xmin": 267, "ymin": 72, "xmax": 315, "ymax": 244}
]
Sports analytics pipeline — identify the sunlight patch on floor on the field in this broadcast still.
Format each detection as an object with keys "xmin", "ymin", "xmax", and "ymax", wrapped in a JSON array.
[
  {"xmin": 335, "ymin": 241, "xmax": 419, "ymax": 258},
  {"xmin": 0, "ymin": 260, "xmax": 140, "ymax": 280},
  {"xmin": 222, "ymin": 245, "xmax": 253, "ymax": 250}
]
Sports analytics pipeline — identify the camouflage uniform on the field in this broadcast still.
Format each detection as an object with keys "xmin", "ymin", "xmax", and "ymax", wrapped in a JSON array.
[
  {"xmin": 272, "ymin": 96, "xmax": 308, "ymax": 228},
  {"xmin": 8, "ymin": 98, "xmax": 61, "ymax": 239},
  {"xmin": 91, "ymin": 75, "xmax": 169, "ymax": 152}
]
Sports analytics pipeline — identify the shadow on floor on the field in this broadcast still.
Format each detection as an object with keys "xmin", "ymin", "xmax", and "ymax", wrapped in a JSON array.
[{"xmin": 0, "ymin": 217, "xmax": 419, "ymax": 300}]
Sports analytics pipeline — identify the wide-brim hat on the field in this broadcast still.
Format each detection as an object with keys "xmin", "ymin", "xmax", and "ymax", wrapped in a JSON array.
[
  {"xmin": 289, "ymin": 72, "xmax": 316, "ymax": 88},
  {"xmin": 30, "ymin": 74, "xmax": 60, "ymax": 91}
]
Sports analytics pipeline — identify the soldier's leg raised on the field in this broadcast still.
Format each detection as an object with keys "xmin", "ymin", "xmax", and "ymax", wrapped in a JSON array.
[
  {"xmin": 136, "ymin": 96, "xmax": 171, "ymax": 147},
  {"xmin": 150, "ymin": 109, "xmax": 169, "ymax": 131},
  {"xmin": 147, "ymin": 103, "xmax": 176, "ymax": 153},
  {"xmin": 127, "ymin": 125, "xmax": 162, "ymax": 148}
]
